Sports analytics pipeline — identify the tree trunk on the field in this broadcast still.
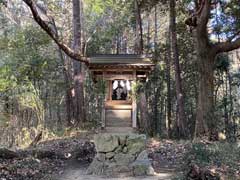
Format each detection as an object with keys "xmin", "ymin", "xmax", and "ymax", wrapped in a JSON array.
[
  {"xmin": 153, "ymin": 87, "xmax": 161, "ymax": 135},
  {"xmin": 139, "ymin": 91, "xmax": 151, "ymax": 135},
  {"xmin": 184, "ymin": 0, "xmax": 240, "ymax": 139},
  {"xmin": 135, "ymin": 0, "xmax": 143, "ymax": 54},
  {"xmin": 154, "ymin": 5, "xmax": 157, "ymax": 54},
  {"xmin": 72, "ymin": 0, "xmax": 85, "ymax": 125},
  {"xmin": 192, "ymin": 1, "xmax": 218, "ymax": 139},
  {"xmin": 169, "ymin": 0, "xmax": 187, "ymax": 138},
  {"xmin": 166, "ymin": 32, "xmax": 172, "ymax": 138},
  {"xmin": 195, "ymin": 49, "xmax": 216, "ymax": 139},
  {"xmin": 51, "ymin": 16, "xmax": 74, "ymax": 127},
  {"xmin": 116, "ymin": 34, "xmax": 120, "ymax": 54},
  {"xmin": 147, "ymin": 12, "xmax": 151, "ymax": 54},
  {"xmin": 58, "ymin": 48, "xmax": 74, "ymax": 126}
]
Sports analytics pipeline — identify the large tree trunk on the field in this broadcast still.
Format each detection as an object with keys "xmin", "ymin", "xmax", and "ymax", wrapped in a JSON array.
[
  {"xmin": 72, "ymin": 0, "xmax": 85, "ymax": 125},
  {"xmin": 192, "ymin": 0, "xmax": 216, "ymax": 139},
  {"xmin": 195, "ymin": 43, "xmax": 216, "ymax": 138},
  {"xmin": 169, "ymin": 0, "xmax": 187, "ymax": 138},
  {"xmin": 166, "ymin": 32, "xmax": 172, "ymax": 138}
]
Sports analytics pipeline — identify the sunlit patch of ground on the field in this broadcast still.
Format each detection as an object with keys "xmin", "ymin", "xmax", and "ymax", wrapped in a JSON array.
[{"xmin": 54, "ymin": 160, "xmax": 174, "ymax": 180}]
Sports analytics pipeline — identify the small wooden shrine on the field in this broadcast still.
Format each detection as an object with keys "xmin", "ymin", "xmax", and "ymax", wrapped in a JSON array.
[{"xmin": 89, "ymin": 55, "xmax": 154, "ymax": 129}]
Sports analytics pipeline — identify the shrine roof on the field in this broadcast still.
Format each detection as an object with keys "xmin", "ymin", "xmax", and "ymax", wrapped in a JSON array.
[{"xmin": 89, "ymin": 54, "xmax": 154, "ymax": 67}]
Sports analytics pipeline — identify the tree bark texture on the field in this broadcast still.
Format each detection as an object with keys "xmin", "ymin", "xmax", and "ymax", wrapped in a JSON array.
[
  {"xmin": 154, "ymin": 5, "xmax": 157, "ymax": 54},
  {"xmin": 166, "ymin": 32, "xmax": 172, "ymax": 138},
  {"xmin": 169, "ymin": 0, "xmax": 187, "ymax": 138},
  {"xmin": 139, "ymin": 91, "xmax": 151, "ymax": 135},
  {"xmin": 135, "ymin": 0, "xmax": 143, "ymax": 54},
  {"xmin": 72, "ymin": 0, "xmax": 85, "ymax": 125},
  {"xmin": 195, "ymin": 53, "xmax": 215, "ymax": 137}
]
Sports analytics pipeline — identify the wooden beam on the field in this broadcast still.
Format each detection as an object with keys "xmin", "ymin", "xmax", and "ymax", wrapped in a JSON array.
[
  {"xmin": 136, "ymin": 75, "xmax": 147, "ymax": 78},
  {"xmin": 94, "ymin": 74, "xmax": 134, "ymax": 80},
  {"xmin": 89, "ymin": 66, "xmax": 154, "ymax": 71}
]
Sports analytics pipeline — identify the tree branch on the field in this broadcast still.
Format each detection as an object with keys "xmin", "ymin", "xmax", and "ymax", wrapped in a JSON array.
[
  {"xmin": 214, "ymin": 37, "xmax": 240, "ymax": 54},
  {"xmin": 196, "ymin": 0, "xmax": 211, "ymax": 43},
  {"xmin": 22, "ymin": 0, "xmax": 89, "ymax": 64},
  {"xmin": 228, "ymin": 30, "xmax": 240, "ymax": 42}
]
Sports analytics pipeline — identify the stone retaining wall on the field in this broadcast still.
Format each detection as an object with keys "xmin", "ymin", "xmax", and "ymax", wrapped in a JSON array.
[{"xmin": 87, "ymin": 133, "xmax": 154, "ymax": 177}]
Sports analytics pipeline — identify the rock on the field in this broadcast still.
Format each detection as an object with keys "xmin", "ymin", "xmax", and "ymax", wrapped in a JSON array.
[
  {"xmin": 131, "ymin": 160, "xmax": 154, "ymax": 176},
  {"xmin": 114, "ymin": 153, "xmax": 135, "ymax": 165},
  {"xmin": 119, "ymin": 134, "xmax": 128, "ymax": 145},
  {"xmin": 127, "ymin": 134, "xmax": 146, "ymax": 155},
  {"xmin": 87, "ymin": 133, "xmax": 154, "ymax": 177},
  {"xmin": 96, "ymin": 153, "xmax": 105, "ymax": 161},
  {"xmin": 131, "ymin": 150, "xmax": 155, "ymax": 176},
  {"xmin": 114, "ymin": 145, "xmax": 123, "ymax": 153},
  {"xmin": 122, "ymin": 146, "xmax": 128, "ymax": 153},
  {"xmin": 136, "ymin": 150, "xmax": 148, "ymax": 161},
  {"xmin": 94, "ymin": 134, "xmax": 119, "ymax": 152},
  {"xmin": 146, "ymin": 166, "xmax": 155, "ymax": 176},
  {"xmin": 132, "ymin": 164, "xmax": 147, "ymax": 176},
  {"xmin": 106, "ymin": 152, "xmax": 115, "ymax": 159},
  {"xmin": 86, "ymin": 159, "xmax": 104, "ymax": 175}
]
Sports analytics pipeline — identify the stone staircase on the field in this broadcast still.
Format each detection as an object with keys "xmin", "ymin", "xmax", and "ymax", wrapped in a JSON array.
[{"xmin": 103, "ymin": 127, "xmax": 135, "ymax": 133}]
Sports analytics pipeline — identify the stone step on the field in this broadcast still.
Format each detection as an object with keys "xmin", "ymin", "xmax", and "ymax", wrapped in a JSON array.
[
  {"xmin": 104, "ymin": 127, "xmax": 134, "ymax": 133},
  {"xmin": 106, "ymin": 119, "xmax": 131, "ymax": 126}
]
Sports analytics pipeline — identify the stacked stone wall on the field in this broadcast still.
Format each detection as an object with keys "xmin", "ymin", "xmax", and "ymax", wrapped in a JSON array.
[{"xmin": 87, "ymin": 133, "xmax": 154, "ymax": 177}]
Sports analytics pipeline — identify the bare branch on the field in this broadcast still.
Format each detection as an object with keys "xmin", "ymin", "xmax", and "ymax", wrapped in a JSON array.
[
  {"xmin": 214, "ymin": 37, "xmax": 240, "ymax": 54},
  {"xmin": 22, "ymin": 0, "xmax": 89, "ymax": 64},
  {"xmin": 228, "ymin": 30, "xmax": 240, "ymax": 42}
]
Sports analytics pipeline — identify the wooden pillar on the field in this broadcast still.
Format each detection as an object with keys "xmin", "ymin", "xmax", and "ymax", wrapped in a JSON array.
[
  {"xmin": 101, "ymin": 72, "xmax": 106, "ymax": 128},
  {"xmin": 132, "ymin": 70, "xmax": 137, "ymax": 128},
  {"xmin": 101, "ymin": 106, "xmax": 105, "ymax": 128}
]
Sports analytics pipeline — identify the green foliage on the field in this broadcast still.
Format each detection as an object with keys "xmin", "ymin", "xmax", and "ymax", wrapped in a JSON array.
[
  {"xmin": 0, "ymin": 66, "xmax": 17, "ymax": 92},
  {"xmin": 0, "ymin": 112, "xmax": 10, "ymax": 127},
  {"xmin": 84, "ymin": 73, "xmax": 106, "ymax": 127},
  {"xmin": 0, "ymin": 22, "xmax": 65, "ymax": 145},
  {"xmin": 18, "ymin": 83, "xmax": 45, "ymax": 129},
  {"xmin": 85, "ymin": 0, "xmax": 135, "ymax": 54},
  {"xmin": 215, "ymin": 54, "xmax": 230, "ymax": 72},
  {"xmin": 131, "ymin": 81, "xmax": 144, "ymax": 99},
  {"xmin": 95, "ymin": 79, "xmax": 107, "ymax": 95},
  {"xmin": 0, "ymin": 0, "xmax": 6, "ymax": 6}
]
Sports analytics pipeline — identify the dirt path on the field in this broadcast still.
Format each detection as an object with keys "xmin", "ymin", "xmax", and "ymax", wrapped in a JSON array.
[{"xmin": 54, "ymin": 160, "xmax": 175, "ymax": 180}]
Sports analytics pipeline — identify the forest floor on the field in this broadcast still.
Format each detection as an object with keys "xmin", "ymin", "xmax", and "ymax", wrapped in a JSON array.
[
  {"xmin": 0, "ymin": 132, "xmax": 186, "ymax": 180},
  {"xmin": 54, "ymin": 159, "xmax": 174, "ymax": 180},
  {"xmin": 1, "ymin": 131, "xmax": 240, "ymax": 180},
  {"xmin": 53, "ymin": 138, "xmax": 184, "ymax": 180}
]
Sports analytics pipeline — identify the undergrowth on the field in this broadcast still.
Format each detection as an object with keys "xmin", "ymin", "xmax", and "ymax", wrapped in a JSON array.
[{"xmin": 183, "ymin": 141, "xmax": 240, "ymax": 179}]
